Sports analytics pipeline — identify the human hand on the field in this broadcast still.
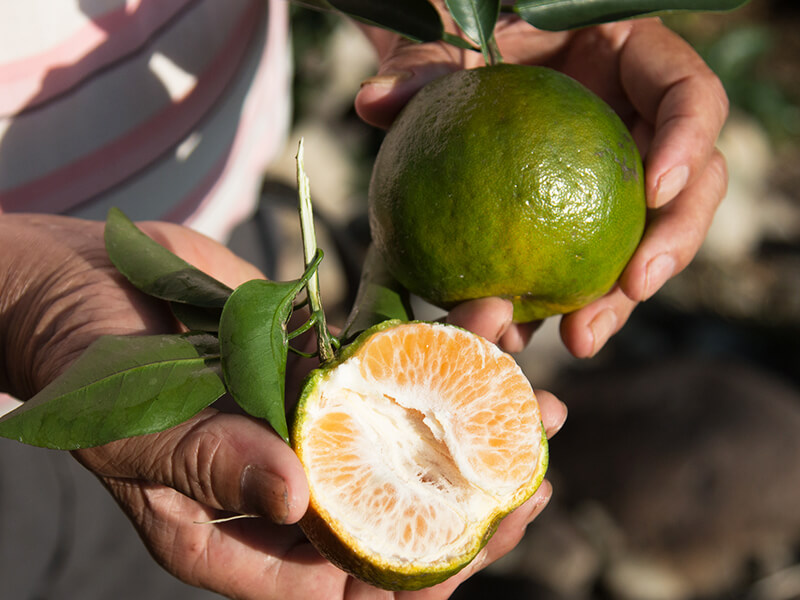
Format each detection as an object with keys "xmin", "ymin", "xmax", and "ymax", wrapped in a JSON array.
[
  {"xmin": 355, "ymin": 12, "xmax": 729, "ymax": 358},
  {"xmin": 0, "ymin": 214, "xmax": 566, "ymax": 599}
]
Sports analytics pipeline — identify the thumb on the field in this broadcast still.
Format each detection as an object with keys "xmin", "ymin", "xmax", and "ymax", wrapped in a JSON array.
[
  {"xmin": 74, "ymin": 409, "xmax": 310, "ymax": 524},
  {"xmin": 355, "ymin": 35, "xmax": 465, "ymax": 129}
]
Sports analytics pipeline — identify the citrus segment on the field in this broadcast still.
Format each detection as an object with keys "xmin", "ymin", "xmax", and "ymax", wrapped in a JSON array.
[
  {"xmin": 355, "ymin": 323, "xmax": 541, "ymax": 496},
  {"xmin": 292, "ymin": 321, "xmax": 548, "ymax": 590}
]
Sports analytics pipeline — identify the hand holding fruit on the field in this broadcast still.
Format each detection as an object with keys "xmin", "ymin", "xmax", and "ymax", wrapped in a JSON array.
[
  {"xmin": 356, "ymin": 11, "xmax": 729, "ymax": 358},
  {"xmin": 0, "ymin": 213, "xmax": 567, "ymax": 599}
]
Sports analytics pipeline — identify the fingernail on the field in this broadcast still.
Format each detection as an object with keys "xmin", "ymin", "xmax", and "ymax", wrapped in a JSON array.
[
  {"xmin": 588, "ymin": 309, "xmax": 618, "ymax": 357},
  {"xmin": 653, "ymin": 165, "xmax": 689, "ymax": 208},
  {"xmin": 241, "ymin": 465, "xmax": 289, "ymax": 524},
  {"xmin": 534, "ymin": 479, "xmax": 553, "ymax": 504},
  {"xmin": 550, "ymin": 401, "xmax": 568, "ymax": 437},
  {"xmin": 359, "ymin": 71, "xmax": 413, "ymax": 88},
  {"xmin": 643, "ymin": 254, "xmax": 676, "ymax": 300}
]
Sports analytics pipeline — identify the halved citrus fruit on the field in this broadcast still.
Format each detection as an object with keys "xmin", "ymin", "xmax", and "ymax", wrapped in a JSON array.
[{"xmin": 292, "ymin": 320, "xmax": 548, "ymax": 590}]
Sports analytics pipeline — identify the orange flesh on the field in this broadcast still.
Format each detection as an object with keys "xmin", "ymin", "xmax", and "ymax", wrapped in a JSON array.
[
  {"xmin": 299, "ymin": 323, "xmax": 543, "ymax": 563},
  {"xmin": 357, "ymin": 324, "xmax": 541, "ymax": 492},
  {"xmin": 307, "ymin": 398, "xmax": 468, "ymax": 559}
]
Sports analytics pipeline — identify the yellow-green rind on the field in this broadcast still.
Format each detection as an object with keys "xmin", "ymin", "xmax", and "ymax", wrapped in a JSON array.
[
  {"xmin": 368, "ymin": 64, "xmax": 646, "ymax": 323},
  {"xmin": 290, "ymin": 320, "xmax": 549, "ymax": 591}
]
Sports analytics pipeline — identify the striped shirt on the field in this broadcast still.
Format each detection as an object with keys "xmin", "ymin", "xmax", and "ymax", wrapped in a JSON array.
[{"xmin": 0, "ymin": 0, "xmax": 291, "ymax": 242}]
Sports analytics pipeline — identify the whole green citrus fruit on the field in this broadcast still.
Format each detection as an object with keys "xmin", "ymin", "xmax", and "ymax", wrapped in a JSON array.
[{"xmin": 368, "ymin": 64, "xmax": 646, "ymax": 322}]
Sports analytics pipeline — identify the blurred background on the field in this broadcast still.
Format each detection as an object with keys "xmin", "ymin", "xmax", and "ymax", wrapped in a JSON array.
[{"xmin": 231, "ymin": 1, "xmax": 800, "ymax": 598}]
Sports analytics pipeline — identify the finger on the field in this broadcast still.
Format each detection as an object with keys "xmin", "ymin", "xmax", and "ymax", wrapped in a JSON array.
[
  {"xmin": 342, "ymin": 576, "xmax": 395, "ymax": 600},
  {"xmin": 75, "ymin": 409, "xmax": 310, "ymax": 525},
  {"xmin": 619, "ymin": 19, "xmax": 729, "ymax": 209},
  {"xmin": 396, "ymin": 480, "xmax": 554, "ymax": 600},
  {"xmin": 498, "ymin": 320, "xmax": 541, "ymax": 354},
  {"xmin": 445, "ymin": 297, "xmax": 514, "ymax": 343},
  {"xmin": 353, "ymin": 0, "xmax": 474, "ymax": 130},
  {"xmin": 620, "ymin": 149, "xmax": 728, "ymax": 302},
  {"xmin": 559, "ymin": 285, "xmax": 638, "ymax": 358},
  {"xmin": 471, "ymin": 478, "xmax": 553, "ymax": 563},
  {"xmin": 355, "ymin": 35, "xmax": 467, "ymax": 129},
  {"xmin": 105, "ymin": 479, "xmax": 344, "ymax": 600},
  {"xmin": 445, "ymin": 297, "xmax": 544, "ymax": 352},
  {"xmin": 535, "ymin": 389, "xmax": 568, "ymax": 439}
]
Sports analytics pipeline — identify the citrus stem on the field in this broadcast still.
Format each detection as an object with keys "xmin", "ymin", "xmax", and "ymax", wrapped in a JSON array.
[
  {"xmin": 484, "ymin": 34, "xmax": 503, "ymax": 66},
  {"xmin": 288, "ymin": 345, "xmax": 318, "ymax": 359},
  {"xmin": 296, "ymin": 138, "xmax": 336, "ymax": 363},
  {"xmin": 288, "ymin": 315, "xmax": 317, "ymax": 340}
]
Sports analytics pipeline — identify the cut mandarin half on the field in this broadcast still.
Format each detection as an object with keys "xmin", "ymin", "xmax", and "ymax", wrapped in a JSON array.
[{"xmin": 291, "ymin": 320, "xmax": 548, "ymax": 590}]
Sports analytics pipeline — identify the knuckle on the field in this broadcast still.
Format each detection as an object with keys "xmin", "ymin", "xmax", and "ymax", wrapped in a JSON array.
[
  {"xmin": 709, "ymin": 148, "xmax": 730, "ymax": 202},
  {"xmin": 704, "ymin": 69, "xmax": 730, "ymax": 124},
  {"xmin": 172, "ymin": 424, "xmax": 226, "ymax": 507}
]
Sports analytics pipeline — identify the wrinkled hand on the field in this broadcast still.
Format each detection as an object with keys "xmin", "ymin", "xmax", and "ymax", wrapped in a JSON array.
[
  {"xmin": 0, "ymin": 214, "xmax": 566, "ymax": 599},
  {"xmin": 356, "ymin": 12, "xmax": 729, "ymax": 358}
]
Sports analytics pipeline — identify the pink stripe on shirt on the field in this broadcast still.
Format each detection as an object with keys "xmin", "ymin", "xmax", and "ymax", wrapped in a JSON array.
[
  {"xmin": 165, "ymin": 149, "xmax": 231, "ymax": 224},
  {"xmin": 181, "ymin": 0, "xmax": 291, "ymax": 239},
  {"xmin": 0, "ymin": 1, "xmax": 263, "ymax": 214},
  {"xmin": 0, "ymin": 0, "xmax": 192, "ymax": 116}
]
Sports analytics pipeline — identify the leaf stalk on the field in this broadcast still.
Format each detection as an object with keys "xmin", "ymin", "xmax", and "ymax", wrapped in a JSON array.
[{"xmin": 296, "ymin": 138, "xmax": 336, "ymax": 363}]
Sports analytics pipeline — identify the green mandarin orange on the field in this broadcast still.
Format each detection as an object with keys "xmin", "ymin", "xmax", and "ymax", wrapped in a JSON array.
[{"xmin": 368, "ymin": 64, "xmax": 646, "ymax": 322}]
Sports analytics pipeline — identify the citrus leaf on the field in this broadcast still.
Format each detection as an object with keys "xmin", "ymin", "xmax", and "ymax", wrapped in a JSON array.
[
  {"xmin": 219, "ymin": 252, "xmax": 322, "ymax": 442},
  {"xmin": 105, "ymin": 207, "xmax": 232, "ymax": 309},
  {"xmin": 341, "ymin": 245, "xmax": 413, "ymax": 342},
  {"xmin": 514, "ymin": 0, "xmax": 752, "ymax": 31},
  {"xmin": 442, "ymin": 32, "xmax": 480, "ymax": 51},
  {"xmin": 219, "ymin": 279, "xmax": 305, "ymax": 443},
  {"xmin": 326, "ymin": 0, "xmax": 444, "ymax": 43},
  {"xmin": 0, "ymin": 333, "xmax": 225, "ymax": 450},
  {"xmin": 292, "ymin": 0, "xmax": 335, "ymax": 10},
  {"xmin": 445, "ymin": 0, "xmax": 500, "ymax": 50},
  {"xmin": 170, "ymin": 303, "xmax": 223, "ymax": 332}
]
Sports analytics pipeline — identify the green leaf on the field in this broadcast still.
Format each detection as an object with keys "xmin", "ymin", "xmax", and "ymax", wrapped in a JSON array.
[
  {"xmin": 105, "ymin": 207, "xmax": 232, "ymax": 308},
  {"xmin": 170, "ymin": 303, "xmax": 223, "ymax": 332},
  {"xmin": 292, "ymin": 0, "xmax": 335, "ymax": 10},
  {"xmin": 514, "ymin": 0, "xmax": 752, "ymax": 31},
  {"xmin": 442, "ymin": 32, "xmax": 480, "ymax": 51},
  {"xmin": 341, "ymin": 245, "xmax": 413, "ymax": 342},
  {"xmin": 219, "ymin": 253, "xmax": 322, "ymax": 442},
  {"xmin": 0, "ymin": 333, "xmax": 225, "ymax": 450},
  {"xmin": 445, "ymin": 0, "xmax": 501, "ymax": 62},
  {"xmin": 326, "ymin": 0, "xmax": 444, "ymax": 43}
]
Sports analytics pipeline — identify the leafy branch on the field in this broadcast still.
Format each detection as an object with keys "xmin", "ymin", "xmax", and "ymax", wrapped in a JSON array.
[
  {"xmin": 294, "ymin": 0, "xmax": 751, "ymax": 64},
  {"xmin": 0, "ymin": 142, "xmax": 410, "ymax": 450},
  {"xmin": 0, "ymin": 0, "xmax": 754, "ymax": 453}
]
